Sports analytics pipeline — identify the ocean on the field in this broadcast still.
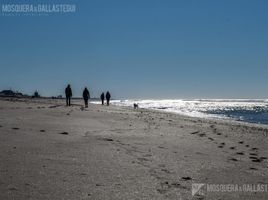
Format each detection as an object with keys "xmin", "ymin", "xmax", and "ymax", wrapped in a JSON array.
[{"xmin": 97, "ymin": 99, "xmax": 268, "ymax": 125}]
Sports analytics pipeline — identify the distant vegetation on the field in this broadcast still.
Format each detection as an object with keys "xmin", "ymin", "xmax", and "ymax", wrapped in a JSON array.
[
  {"xmin": 0, "ymin": 90, "xmax": 25, "ymax": 97},
  {"xmin": 0, "ymin": 89, "xmax": 42, "ymax": 98},
  {"xmin": 0, "ymin": 89, "xmax": 100, "ymax": 100}
]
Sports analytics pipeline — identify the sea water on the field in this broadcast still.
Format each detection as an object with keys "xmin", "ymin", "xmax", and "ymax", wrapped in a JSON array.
[{"xmin": 101, "ymin": 99, "xmax": 268, "ymax": 125}]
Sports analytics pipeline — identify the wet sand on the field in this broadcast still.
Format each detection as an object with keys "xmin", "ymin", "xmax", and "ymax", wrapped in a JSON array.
[{"xmin": 0, "ymin": 98, "xmax": 267, "ymax": 200}]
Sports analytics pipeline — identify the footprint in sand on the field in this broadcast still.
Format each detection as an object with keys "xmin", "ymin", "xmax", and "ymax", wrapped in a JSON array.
[
  {"xmin": 170, "ymin": 182, "xmax": 186, "ymax": 189},
  {"xmin": 160, "ymin": 181, "xmax": 187, "ymax": 190},
  {"xmin": 210, "ymin": 125, "xmax": 215, "ymax": 128},
  {"xmin": 238, "ymin": 141, "xmax": 244, "ymax": 144},
  {"xmin": 249, "ymin": 156, "xmax": 266, "ymax": 163},
  {"xmin": 251, "ymin": 158, "xmax": 262, "ymax": 163},
  {"xmin": 8, "ymin": 187, "xmax": 18, "ymax": 191},
  {"xmin": 216, "ymin": 133, "xmax": 222, "ymax": 135},
  {"xmin": 12, "ymin": 127, "xmax": 19, "ymax": 130},
  {"xmin": 249, "ymin": 167, "xmax": 258, "ymax": 170},
  {"xmin": 0, "ymin": 125, "xmax": 2, "ymax": 128},
  {"xmin": 137, "ymin": 157, "xmax": 150, "ymax": 162},
  {"xmin": 208, "ymin": 137, "xmax": 214, "ymax": 141},
  {"xmin": 236, "ymin": 152, "xmax": 244, "ymax": 155},
  {"xmin": 196, "ymin": 152, "xmax": 206, "ymax": 155},
  {"xmin": 198, "ymin": 133, "xmax": 206, "ymax": 137},
  {"xmin": 229, "ymin": 158, "xmax": 238, "ymax": 162},
  {"xmin": 143, "ymin": 154, "xmax": 152, "ymax": 157},
  {"xmin": 59, "ymin": 132, "xmax": 69, "ymax": 135},
  {"xmin": 245, "ymin": 145, "xmax": 250, "ymax": 148},
  {"xmin": 49, "ymin": 105, "xmax": 60, "ymax": 108},
  {"xmin": 217, "ymin": 142, "xmax": 225, "ymax": 148},
  {"xmin": 181, "ymin": 176, "xmax": 192, "ymax": 181},
  {"xmin": 161, "ymin": 168, "xmax": 172, "ymax": 174},
  {"xmin": 40, "ymin": 130, "xmax": 45, "ymax": 132},
  {"xmin": 190, "ymin": 131, "xmax": 199, "ymax": 135},
  {"xmin": 249, "ymin": 153, "xmax": 258, "ymax": 156},
  {"xmin": 250, "ymin": 147, "xmax": 258, "ymax": 151},
  {"xmin": 100, "ymin": 138, "xmax": 113, "ymax": 141},
  {"xmin": 230, "ymin": 147, "xmax": 236, "ymax": 150},
  {"xmin": 157, "ymin": 188, "xmax": 169, "ymax": 195}
]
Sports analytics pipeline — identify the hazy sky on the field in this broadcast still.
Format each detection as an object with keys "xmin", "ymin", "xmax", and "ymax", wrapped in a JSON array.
[{"xmin": 1, "ymin": 0, "xmax": 268, "ymax": 99}]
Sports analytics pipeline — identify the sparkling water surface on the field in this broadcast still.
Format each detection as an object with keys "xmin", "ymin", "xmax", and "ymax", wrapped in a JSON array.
[{"xmin": 93, "ymin": 99, "xmax": 268, "ymax": 125}]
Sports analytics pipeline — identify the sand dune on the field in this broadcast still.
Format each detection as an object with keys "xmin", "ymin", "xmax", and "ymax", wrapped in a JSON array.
[{"xmin": 0, "ymin": 98, "xmax": 267, "ymax": 199}]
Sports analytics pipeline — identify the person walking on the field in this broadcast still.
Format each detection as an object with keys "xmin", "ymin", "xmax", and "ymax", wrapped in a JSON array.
[
  {"xmin": 100, "ymin": 92, "xmax": 105, "ymax": 105},
  {"xmin": 65, "ymin": 84, "xmax": 72, "ymax": 106},
  {"xmin": 106, "ymin": 91, "xmax": 111, "ymax": 106},
  {"xmin": 83, "ymin": 87, "xmax": 90, "ymax": 108}
]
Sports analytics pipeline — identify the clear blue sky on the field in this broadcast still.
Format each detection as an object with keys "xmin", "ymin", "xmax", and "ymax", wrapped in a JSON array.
[{"xmin": 1, "ymin": 0, "xmax": 268, "ymax": 99}]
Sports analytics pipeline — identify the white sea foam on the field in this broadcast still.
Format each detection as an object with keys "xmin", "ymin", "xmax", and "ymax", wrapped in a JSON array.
[{"xmin": 92, "ymin": 99, "xmax": 268, "ymax": 123}]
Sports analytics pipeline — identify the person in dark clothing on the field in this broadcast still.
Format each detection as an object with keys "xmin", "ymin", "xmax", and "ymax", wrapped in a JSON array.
[
  {"xmin": 65, "ymin": 84, "xmax": 72, "ymax": 106},
  {"xmin": 106, "ymin": 91, "xmax": 111, "ymax": 106},
  {"xmin": 83, "ymin": 87, "xmax": 90, "ymax": 108},
  {"xmin": 100, "ymin": 92, "xmax": 105, "ymax": 105}
]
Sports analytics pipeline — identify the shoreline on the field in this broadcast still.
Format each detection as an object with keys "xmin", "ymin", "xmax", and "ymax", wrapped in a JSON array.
[
  {"xmin": 2, "ymin": 96, "xmax": 268, "ymax": 129},
  {"xmin": 2, "ymin": 96, "xmax": 268, "ymax": 130}
]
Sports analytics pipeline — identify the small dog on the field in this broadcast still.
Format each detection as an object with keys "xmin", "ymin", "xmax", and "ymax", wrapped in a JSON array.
[{"xmin": 133, "ymin": 103, "xmax": 138, "ymax": 109}]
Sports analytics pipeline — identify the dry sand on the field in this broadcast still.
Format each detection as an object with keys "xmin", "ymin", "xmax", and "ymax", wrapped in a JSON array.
[{"xmin": 0, "ymin": 98, "xmax": 267, "ymax": 200}]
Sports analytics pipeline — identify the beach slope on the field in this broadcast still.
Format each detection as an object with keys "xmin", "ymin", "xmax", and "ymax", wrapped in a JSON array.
[{"xmin": 0, "ymin": 98, "xmax": 267, "ymax": 200}]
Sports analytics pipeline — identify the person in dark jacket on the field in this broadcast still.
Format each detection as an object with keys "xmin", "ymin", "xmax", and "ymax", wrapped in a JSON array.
[
  {"xmin": 83, "ymin": 87, "xmax": 90, "ymax": 108},
  {"xmin": 106, "ymin": 91, "xmax": 111, "ymax": 106},
  {"xmin": 100, "ymin": 92, "xmax": 105, "ymax": 105},
  {"xmin": 65, "ymin": 84, "xmax": 72, "ymax": 106}
]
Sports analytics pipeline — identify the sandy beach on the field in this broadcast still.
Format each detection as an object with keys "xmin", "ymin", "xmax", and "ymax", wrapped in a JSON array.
[{"xmin": 0, "ymin": 98, "xmax": 267, "ymax": 200}]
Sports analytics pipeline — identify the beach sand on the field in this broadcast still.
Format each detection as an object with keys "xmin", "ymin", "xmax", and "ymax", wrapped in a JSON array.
[{"xmin": 0, "ymin": 98, "xmax": 267, "ymax": 200}]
